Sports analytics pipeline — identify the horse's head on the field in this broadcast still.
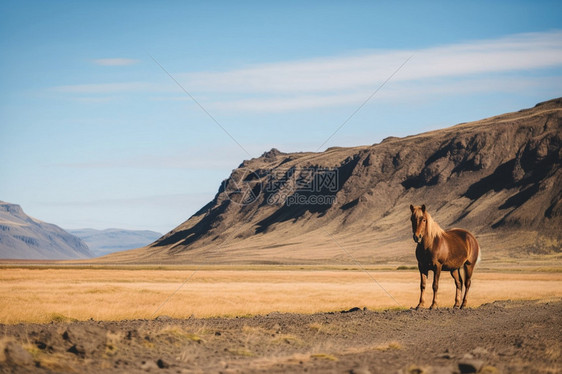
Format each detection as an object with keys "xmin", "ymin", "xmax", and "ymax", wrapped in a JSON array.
[{"xmin": 410, "ymin": 204, "xmax": 427, "ymax": 244}]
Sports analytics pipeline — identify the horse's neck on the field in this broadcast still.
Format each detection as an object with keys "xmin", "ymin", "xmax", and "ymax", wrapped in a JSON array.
[{"xmin": 423, "ymin": 214, "xmax": 444, "ymax": 248}]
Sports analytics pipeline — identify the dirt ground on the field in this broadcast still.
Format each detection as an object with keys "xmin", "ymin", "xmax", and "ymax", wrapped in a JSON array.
[{"xmin": 1, "ymin": 299, "xmax": 560, "ymax": 374}]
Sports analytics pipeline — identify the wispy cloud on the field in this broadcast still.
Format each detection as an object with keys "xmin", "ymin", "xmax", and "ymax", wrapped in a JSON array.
[
  {"xmin": 209, "ymin": 75, "xmax": 562, "ymax": 113},
  {"xmin": 176, "ymin": 30, "xmax": 562, "ymax": 113},
  {"xmin": 180, "ymin": 30, "xmax": 562, "ymax": 95},
  {"xmin": 93, "ymin": 58, "xmax": 139, "ymax": 66},
  {"xmin": 54, "ymin": 31, "xmax": 562, "ymax": 111},
  {"xmin": 52, "ymin": 81, "xmax": 156, "ymax": 94}
]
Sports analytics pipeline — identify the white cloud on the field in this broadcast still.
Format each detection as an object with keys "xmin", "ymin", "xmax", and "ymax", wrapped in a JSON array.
[
  {"xmin": 170, "ymin": 30, "xmax": 562, "ymax": 113},
  {"xmin": 211, "ymin": 92, "xmax": 368, "ymax": 112},
  {"xmin": 54, "ymin": 31, "xmax": 562, "ymax": 111},
  {"xmin": 208, "ymin": 75, "xmax": 562, "ymax": 113},
  {"xmin": 93, "ymin": 58, "xmax": 139, "ymax": 66},
  {"xmin": 179, "ymin": 30, "xmax": 562, "ymax": 95}
]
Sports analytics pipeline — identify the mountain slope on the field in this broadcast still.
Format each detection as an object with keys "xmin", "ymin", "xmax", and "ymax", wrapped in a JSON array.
[
  {"xmin": 68, "ymin": 228, "xmax": 162, "ymax": 257},
  {"xmin": 0, "ymin": 202, "xmax": 92, "ymax": 260},
  {"xmin": 103, "ymin": 98, "xmax": 562, "ymax": 265}
]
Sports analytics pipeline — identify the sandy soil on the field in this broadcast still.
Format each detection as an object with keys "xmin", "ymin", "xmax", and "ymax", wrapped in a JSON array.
[{"xmin": 1, "ymin": 299, "xmax": 560, "ymax": 374}]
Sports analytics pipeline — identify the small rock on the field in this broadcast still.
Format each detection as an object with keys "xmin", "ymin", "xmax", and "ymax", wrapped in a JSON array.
[
  {"xmin": 155, "ymin": 315, "xmax": 172, "ymax": 321},
  {"xmin": 32, "ymin": 329, "xmax": 56, "ymax": 351},
  {"xmin": 406, "ymin": 365, "xmax": 425, "ymax": 374},
  {"xmin": 215, "ymin": 331, "xmax": 221, "ymax": 336},
  {"xmin": 34, "ymin": 340, "xmax": 48, "ymax": 350},
  {"xmin": 126, "ymin": 330, "xmax": 139, "ymax": 340},
  {"xmin": 156, "ymin": 358, "xmax": 169, "ymax": 369},
  {"xmin": 141, "ymin": 360, "xmax": 158, "ymax": 371},
  {"xmin": 471, "ymin": 347, "xmax": 488, "ymax": 356},
  {"xmin": 62, "ymin": 325, "xmax": 106, "ymax": 357},
  {"xmin": 458, "ymin": 359, "xmax": 484, "ymax": 373},
  {"xmin": 4, "ymin": 342, "xmax": 34, "ymax": 366},
  {"xmin": 349, "ymin": 367, "xmax": 371, "ymax": 374},
  {"xmin": 67, "ymin": 344, "xmax": 86, "ymax": 357},
  {"xmin": 341, "ymin": 307, "xmax": 362, "ymax": 313},
  {"xmin": 436, "ymin": 352, "xmax": 454, "ymax": 359}
]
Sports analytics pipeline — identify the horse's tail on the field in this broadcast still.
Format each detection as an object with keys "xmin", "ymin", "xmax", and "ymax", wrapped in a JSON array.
[{"xmin": 476, "ymin": 244, "xmax": 482, "ymax": 265}]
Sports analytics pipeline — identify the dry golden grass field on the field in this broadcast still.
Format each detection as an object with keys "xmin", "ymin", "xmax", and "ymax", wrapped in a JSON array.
[{"xmin": 1, "ymin": 266, "xmax": 561, "ymax": 324}]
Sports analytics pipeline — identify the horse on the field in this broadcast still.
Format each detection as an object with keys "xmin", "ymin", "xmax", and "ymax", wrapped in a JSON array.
[{"xmin": 410, "ymin": 204, "xmax": 481, "ymax": 309}]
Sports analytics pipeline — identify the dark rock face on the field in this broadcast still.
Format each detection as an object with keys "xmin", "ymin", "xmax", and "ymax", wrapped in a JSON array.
[{"xmin": 0, "ymin": 201, "xmax": 91, "ymax": 259}]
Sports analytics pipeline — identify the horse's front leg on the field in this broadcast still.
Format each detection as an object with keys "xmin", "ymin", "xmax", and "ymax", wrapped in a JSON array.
[
  {"xmin": 429, "ymin": 264, "xmax": 442, "ymax": 309},
  {"xmin": 415, "ymin": 269, "xmax": 428, "ymax": 310}
]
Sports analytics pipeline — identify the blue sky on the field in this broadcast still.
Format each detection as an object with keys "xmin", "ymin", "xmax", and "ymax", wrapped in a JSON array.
[{"xmin": 1, "ymin": 1, "xmax": 561, "ymax": 233}]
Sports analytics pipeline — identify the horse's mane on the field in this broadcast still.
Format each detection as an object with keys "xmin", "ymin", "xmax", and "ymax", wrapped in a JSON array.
[{"xmin": 425, "ymin": 211, "xmax": 445, "ymax": 244}]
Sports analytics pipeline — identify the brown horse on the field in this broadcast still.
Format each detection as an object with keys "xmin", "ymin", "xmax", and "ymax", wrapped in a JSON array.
[{"xmin": 410, "ymin": 204, "xmax": 480, "ymax": 309}]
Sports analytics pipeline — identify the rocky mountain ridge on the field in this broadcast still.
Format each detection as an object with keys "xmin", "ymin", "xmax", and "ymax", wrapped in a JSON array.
[
  {"xmin": 0, "ymin": 201, "xmax": 92, "ymax": 260},
  {"xmin": 103, "ymin": 98, "xmax": 562, "ymax": 264}
]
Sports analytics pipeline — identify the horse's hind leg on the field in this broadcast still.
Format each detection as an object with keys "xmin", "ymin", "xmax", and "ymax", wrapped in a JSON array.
[
  {"xmin": 461, "ymin": 263, "xmax": 474, "ymax": 309},
  {"xmin": 451, "ymin": 269, "xmax": 463, "ymax": 308}
]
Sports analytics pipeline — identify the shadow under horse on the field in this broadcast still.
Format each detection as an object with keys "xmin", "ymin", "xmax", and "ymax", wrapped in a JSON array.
[{"xmin": 410, "ymin": 204, "xmax": 481, "ymax": 309}]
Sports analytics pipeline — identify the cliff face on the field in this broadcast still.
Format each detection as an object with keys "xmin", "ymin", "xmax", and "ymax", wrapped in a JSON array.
[
  {"xmin": 0, "ymin": 202, "xmax": 92, "ymax": 260},
  {"xmin": 109, "ymin": 98, "xmax": 562, "ymax": 264}
]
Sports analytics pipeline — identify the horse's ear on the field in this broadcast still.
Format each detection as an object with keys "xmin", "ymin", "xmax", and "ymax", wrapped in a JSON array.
[
  {"xmin": 421, "ymin": 204, "xmax": 426, "ymax": 213},
  {"xmin": 410, "ymin": 204, "xmax": 414, "ymax": 213}
]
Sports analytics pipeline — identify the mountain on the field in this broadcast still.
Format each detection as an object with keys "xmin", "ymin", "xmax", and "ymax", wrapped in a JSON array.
[
  {"xmin": 102, "ymin": 98, "xmax": 562, "ymax": 265},
  {"xmin": 68, "ymin": 228, "xmax": 162, "ymax": 257},
  {"xmin": 0, "ymin": 202, "xmax": 92, "ymax": 260}
]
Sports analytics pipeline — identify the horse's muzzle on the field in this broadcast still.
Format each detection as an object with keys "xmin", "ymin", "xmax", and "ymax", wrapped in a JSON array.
[{"xmin": 413, "ymin": 234, "xmax": 422, "ymax": 243}]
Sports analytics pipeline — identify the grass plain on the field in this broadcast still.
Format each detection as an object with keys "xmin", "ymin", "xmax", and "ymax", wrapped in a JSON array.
[{"xmin": 1, "ymin": 266, "xmax": 561, "ymax": 324}]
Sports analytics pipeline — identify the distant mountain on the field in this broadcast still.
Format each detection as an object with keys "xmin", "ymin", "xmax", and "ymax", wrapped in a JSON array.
[
  {"xmin": 0, "ymin": 201, "xmax": 92, "ymax": 260},
  {"xmin": 101, "ymin": 98, "xmax": 561, "ymax": 265},
  {"xmin": 68, "ymin": 228, "xmax": 162, "ymax": 257}
]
